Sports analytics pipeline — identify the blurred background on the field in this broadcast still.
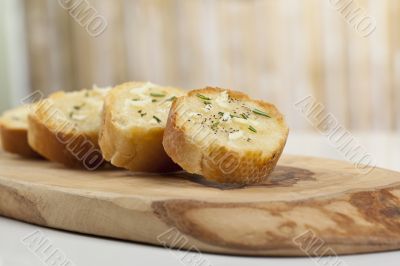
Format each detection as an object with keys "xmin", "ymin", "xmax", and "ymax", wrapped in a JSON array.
[{"xmin": 0, "ymin": 0, "xmax": 399, "ymax": 131}]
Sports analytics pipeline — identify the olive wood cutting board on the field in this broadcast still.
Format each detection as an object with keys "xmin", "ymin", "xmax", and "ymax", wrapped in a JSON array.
[{"xmin": 0, "ymin": 151, "xmax": 400, "ymax": 256}]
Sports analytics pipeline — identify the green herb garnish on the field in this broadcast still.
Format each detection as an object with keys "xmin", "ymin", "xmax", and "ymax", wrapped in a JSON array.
[
  {"xmin": 197, "ymin": 94, "xmax": 211, "ymax": 101},
  {"xmin": 253, "ymin": 108, "xmax": 271, "ymax": 118},
  {"xmin": 203, "ymin": 101, "xmax": 212, "ymax": 105},
  {"xmin": 211, "ymin": 121, "xmax": 220, "ymax": 129},
  {"xmin": 166, "ymin": 96, "xmax": 177, "ymax": 101},
  {"xmin": 150, "ymin": 92, "xmax": 166, "ymax": 97},
  {"xmin": 152, "ymin": 99, "xmax": 157, "ymax": 103},
  {"xmin": 218, "ymin": 112, "xmax": 224, "ymax": 116},
  {"xmin": 241, "ymin": 113, "xmax": 249, "ymax": 119},
  {"xmin": 153, "ymin": 115, "xmax": 161, "ymax": 123},
  {"xmin": 230, "ymin": 114, "xmax": 241, "ymax": 119},
  {"xmin": 73, "ymin": 103, "xmax": 85, "ymax": 110},
  {"xmin": 141, "ymin": 113, "xmax": 147, "ymax": 117},
  {"xmin": 248, "ymin": 125, "xmax": 257, "ymax": 133},
  {"xmin": 132, "ymin": 98, "xmax": 140, "ymax": 101}
]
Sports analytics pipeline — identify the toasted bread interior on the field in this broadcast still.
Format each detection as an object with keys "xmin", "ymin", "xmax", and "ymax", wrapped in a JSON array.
[
  {"xmin": 37, "ymin": 87, "xmax": 110, "ymax": 133},
  {"xmin": 0, "ymin": 105, "xmax": 32, "ymax": 129},
  {"xmin": 112, "ymin": 82, "xmax": 185, "ymax": 129},
  {"xmin": 175, "ymin": 90, "xmax": 288, "ymax": 155}
]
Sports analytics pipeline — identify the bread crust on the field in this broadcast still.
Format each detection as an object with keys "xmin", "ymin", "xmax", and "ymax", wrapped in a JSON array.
[
  {"xmin": 163, "ymin": 87, "xmax": 289, "ymax": 184},
  {"xmin": 0, "ymin": 105, "xmax": 41, "ymax": 158},
  {"xmin": 27, "ymin": 92, "xmax": 104, "ymax": 169},
  {"xmin": 0, "ymin": 124, "xmax": 40, "ymax": 158},
  {"xmin": 98, "ymin": 82, "xmax": 181, "ymax": 172}
]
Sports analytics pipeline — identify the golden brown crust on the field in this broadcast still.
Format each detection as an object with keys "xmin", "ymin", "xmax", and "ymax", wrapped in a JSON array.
[
  {"xmin": 28, "ymin": 113, "xmax": 103, "ymax": 169},
  {"xmin": 0, "ymin": 105, "xmax": 41, "ymax": 158},
  {"xmin": 163, "ymin": 87, "xmax": 289, "ymax": 184},
  {"xmin": 27, "ymin": 91, "xmax": 105, "ymax": 170},
  {"xmin": 98, "ymin": 82, "xmax": 181, "ymax": 172},
  {"xmin": 0, "ymin": 124, "xmax": 40, "ymax": 158}
]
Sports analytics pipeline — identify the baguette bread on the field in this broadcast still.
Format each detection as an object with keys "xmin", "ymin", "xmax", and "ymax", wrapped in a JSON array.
[
  {"xmin": 163, "ymin": 87, "xmax": 289, "ymax": 184},
  {"xmin": 99, "ymin": 82, "xmax": 185, "ymax": 172},
  {"xmin": 0, "ymin": 105, "xmax": 39, "ymax": 157},
  {"xmin": 28, "ymin": 87, "xmax": 109, "ymax": 169}
]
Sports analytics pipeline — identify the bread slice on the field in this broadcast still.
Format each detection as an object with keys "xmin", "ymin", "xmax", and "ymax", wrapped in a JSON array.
[
  {"xmin": 28, "ymin": 87, "xmax": 109, "ymax": 169},
  {"xmin": 99, "ymin": 81, "xmax": 185, "ymax": 172},
  {"xmin": 163, "ymin": 87, "xmax": 289, "ymax": 184},
  {"xmin": 0, "ymin": 105, "xmax": 40, "ymax": 157}
]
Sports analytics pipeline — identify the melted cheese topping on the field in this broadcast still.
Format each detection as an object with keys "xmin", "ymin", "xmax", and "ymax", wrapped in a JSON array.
[
  {"xmin": 48, "ymin": 86, "xmax": 110, "ymax": 132},
  {"xmin": 113, "ymin": 82, "xmax": 184, "ymax": 129},
  {"xmin": 178, "ymin": 91, "xmax": 286, "ymax": 151},
  {"xmin": 0, "ymin": 105, "xmax": 32, "ymax": 129}
]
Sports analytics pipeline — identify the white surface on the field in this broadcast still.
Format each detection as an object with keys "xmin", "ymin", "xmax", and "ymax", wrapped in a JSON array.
[{"xmin": 0, "ymin": 132, "xmax": 400, "ymax": 266}]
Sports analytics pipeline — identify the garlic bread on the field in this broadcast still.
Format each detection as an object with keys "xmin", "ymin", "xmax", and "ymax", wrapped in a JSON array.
[
  {"xmin": 0, "ymin": 105, "xmax": 39, "ymax": 157},
  {"xmin": 28, "ymin": 87, "xmax": 109, "ymax": 169},
  {"xmin": 163, "ymin": 87, "xmax": 289, "ymax": 184},
  {"xmin": 99, "ymin": 82, "xmax": 185, "ymax": 172}
]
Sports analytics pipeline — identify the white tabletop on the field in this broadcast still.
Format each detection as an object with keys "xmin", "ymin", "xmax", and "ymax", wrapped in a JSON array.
[{"xmin": 1, "ymin": 132, "xmax": 399, "ymax": 266}]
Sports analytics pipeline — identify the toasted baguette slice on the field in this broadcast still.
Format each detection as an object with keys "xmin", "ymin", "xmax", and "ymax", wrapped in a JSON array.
[
  {"xmin": 0, "ymin": 105, "xmax": 40, "ymax": 157},
  {"xmin": 163, "ymin": 87, "xmax": 289, "ymax": 184},
  {"xmin": 99, "ymin": 81, "xmax": 185, "ymax": 172},
  {"xmin": 28, "ymin": 87, "xmax": 109, "ymax": 169}
]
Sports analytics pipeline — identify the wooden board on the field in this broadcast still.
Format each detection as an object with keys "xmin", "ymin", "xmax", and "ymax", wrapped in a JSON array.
[{"xmin": 1, "ymin": 151, "xmax": 400, "ymax": 257}]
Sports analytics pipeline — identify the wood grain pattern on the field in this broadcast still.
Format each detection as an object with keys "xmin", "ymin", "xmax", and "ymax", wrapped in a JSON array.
[{"xmin": 0, "ymin": 151, "xmax": 400, "ymax": 256}]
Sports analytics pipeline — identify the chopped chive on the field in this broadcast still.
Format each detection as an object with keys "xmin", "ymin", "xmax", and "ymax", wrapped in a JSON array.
[
  {"xmin": 152, "ymin": 99, "xmax": 157, "ymax": 102},
  {"xmin": 211, "ymin": 121, "xmax": 220, "ymax": 129},
  {"xmin": 141, "ymin": 113, "xmax": 147, "ymax": 117},
  {"xmin": 241, "ymin": 113, "xmax": 249, "ymax": 119},
  {"xmin": 203, "ymin": 101, "xmax": 211, "ymax": 105},
  {"xmin": 197, "ymin": 94, "xmax": 211, "ymax": 101},
  {"xmin": 73, "ymin": 103, "xmax": 85, "ymax": 110},
  {"xmin": 132, "ymin": 98, "xmax": 140, "ymax": 101},
  {"xmin": 248, "ymin": 125, "xmax": 257, "ymax": 133},
  {"xmin": 230, "ymin": 114, "xmax": 241, "ymax": 119},
  {"xmin": 150, "ymin": 92, "xmax": 166, "ymax": 97},
  {"xmin": 253, "ymin": 108, "xmax": 271, "ymax": 118},
  {"xmin": 138, "ymin": 110, "xmax": 142, "ymax": 113},
  {"xmin": 153, "ymin": 115, "xmax": 161, "ymax": 123},
  {"xmin": 166, "ymin": 96, "xmax": 177, "ymax": 101},
  {"xmin": 218, "ymin": 112, "xmax": 224, "ymax": 116}
]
